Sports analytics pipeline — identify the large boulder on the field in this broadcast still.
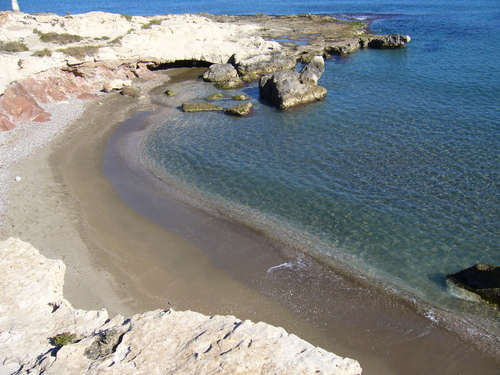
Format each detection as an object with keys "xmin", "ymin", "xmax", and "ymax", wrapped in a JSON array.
[
  {"xmin": 259, "ymin": 70, "xmax": 327, "ymax": 110},
  {"xmin": 203, "ymin": 63, "xmax": 239, "ymax": 83},
  {"xmin": 447, "ymin": 264, "xmax": 500, "ymax": 307},
  {"xmin": 299, "ymin": 55, "xmax": 325, "ymax": 85}
]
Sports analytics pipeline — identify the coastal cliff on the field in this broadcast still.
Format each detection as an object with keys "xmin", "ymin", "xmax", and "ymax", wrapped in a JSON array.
[
  {"xmin": 0, "ymin": 237, "xmax": 361, "ymax": 374},
  {"xmin": 0, "ymin": 11, "xmax": 410, "ymax": 129}
]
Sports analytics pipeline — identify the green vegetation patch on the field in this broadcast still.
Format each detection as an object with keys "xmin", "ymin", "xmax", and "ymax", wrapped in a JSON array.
[
  {"xmin": 58, "ymin": 45, "xmax": 100, "ymax": 59},
  {"xmin": 142, "ymin": 18, "xmax": 162, "ymax": 29},
  {"xmin": 121, "ymin": 14, "xmax": 133, "ymax": 22},
  {"xmin": 50, "ymin": 332, "xmax": 76, "ymax": 347},
  {"xmin": 32, "ymin": 48, "xmax": 52, "ymax": 57},
  {"xmin": 35, "ymin": 30, "xmax": 83, "ymax": 45},
  {"xmin": 0, "ymin": 40, "xmax": 29, "ymax": 52}
]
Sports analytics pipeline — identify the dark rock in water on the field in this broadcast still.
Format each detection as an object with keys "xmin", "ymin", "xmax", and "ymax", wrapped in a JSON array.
[
  {"xmin": 225, "ymin": 102, "xmax": 253, "ymax": 116},
  {"xmin": 364, "ymin": 34, "xmax": 411, "ymax": 49},
  {"xmin": 447, "ymin": 264, "xmax": 500, "ymax": 307},
  {"xmin": 299, "ymin": 56, "xmax": 325, "ymax": 85},
  {"xmin": 121, "ymin": 86, "xmax": 142, "ymax": 98},
  {"xmin": 259, "ymin": 70, "xmax": 326, "ymax": 110},
  {"xmin": 182, "ymin": 101, "xmax": 223, "ymax": 112},
  {"xmin": 164, "ymin": 89, "xmax": 176, "ymax": 96}
]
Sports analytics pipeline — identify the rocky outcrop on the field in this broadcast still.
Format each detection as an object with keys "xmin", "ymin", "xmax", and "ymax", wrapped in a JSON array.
[
  {"xmin": 0, "ymin": 237, "xmax": 362, "ymax": 374},
  {"xmin": 362, "ymin": 34, "xmax": 411, "ymax": 49},
  {"xmin": 259, "ymin": 56, "xmax": 327, "ymax": 109},
  {"xmin": 231, "ymin": 51, "xmax": 297, "ymax": 82},
  {"xmin": 299, "ymin": 55, "xmax": 325, "ymax": 85},
  {"xmin": 203, "ymin": 63, "xmax": 240, "ymax": 83},
  {"xmin": 260, "ymin": 70, "xmax": 327, "ymax": 110},
  {"xmin": 447, "ymin": 264, "xmax": 500, "ymax": 307}
]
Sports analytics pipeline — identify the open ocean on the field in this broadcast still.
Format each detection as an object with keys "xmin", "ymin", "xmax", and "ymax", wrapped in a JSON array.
[{"xmin": 6, "ymin": 0, "xmax": 499, "ymax": 358}]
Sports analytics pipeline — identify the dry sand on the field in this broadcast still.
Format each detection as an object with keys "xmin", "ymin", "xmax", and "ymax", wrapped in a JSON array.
[{"xmin": 1, "ymin": 68, "xmax": 499, "ymax": 375}]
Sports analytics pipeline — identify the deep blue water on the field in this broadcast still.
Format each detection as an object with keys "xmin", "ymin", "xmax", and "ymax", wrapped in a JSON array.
[{"xmin": 8, "ymin": 0, "xmax": 498, "ymax": 332}]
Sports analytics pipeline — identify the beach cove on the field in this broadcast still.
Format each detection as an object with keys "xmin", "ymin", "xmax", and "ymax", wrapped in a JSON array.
[{"xmin": 1, "ymin": 6, "xmax": 499, "ymax": 375}]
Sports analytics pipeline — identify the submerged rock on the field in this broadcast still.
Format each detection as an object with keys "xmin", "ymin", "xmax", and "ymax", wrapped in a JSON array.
[
  {"xmin": 0, "ymin": 238, "xmax": 362, "ymax": 374},
  {"xmin": 182, "ymin": 101, "xmax": 223, "ymax": 112},
  {"xmin": 207, "ymin": 93, "xmax": 226, "ymax": 101},
  {"xmin": 225, "ymin": 102, "xmax": 253, "ymax": 116},
  {"xmin": 232, "ymin": 94, "xmax": 250, "ymax": 101},
  {"xmin": 447, "ymin": 264, "xmax": 500, "ymax": 307}
]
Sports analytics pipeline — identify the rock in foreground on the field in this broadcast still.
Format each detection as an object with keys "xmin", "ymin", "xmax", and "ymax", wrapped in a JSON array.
[
  {"xmin": 447, "ymin": 264, "xmax": 500, "ymax": 307},
  {"xmin": 0, "ymin": 238, "xmax": 362, "ymax": 375}
]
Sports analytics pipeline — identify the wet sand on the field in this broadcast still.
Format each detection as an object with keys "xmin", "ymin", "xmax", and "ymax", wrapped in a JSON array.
[{"xmin": 2, "ymin": 68, "xmax": 499, "ymax": 374}]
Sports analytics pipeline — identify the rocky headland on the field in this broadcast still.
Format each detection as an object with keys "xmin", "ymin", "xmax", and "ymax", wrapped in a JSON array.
[{"xmin": 0, "ymin": 11, "xmax": 410, "ymax": 130}]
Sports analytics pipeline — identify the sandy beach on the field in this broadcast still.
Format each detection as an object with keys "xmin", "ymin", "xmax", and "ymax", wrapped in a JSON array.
[{"xmin": 1, "ymin": 67, "xmax": 499, "ymax": 374}]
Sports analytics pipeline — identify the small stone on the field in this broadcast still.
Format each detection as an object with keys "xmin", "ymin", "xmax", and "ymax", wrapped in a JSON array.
[
  {"xmin": 182, "ymin": 101, "xmax": 223, "ymax": 112},
  {"xmin": 121, "ymin": 87, "xmax": 143, "ymax": 98},
  {"xmin": 207, "ymin": 93, "xmax": 225, "ymax": 101},
  {"xmin": 225, "ymin": 102, "xmax": 253, "ymax": 117},
  {"xmin": 164, "ymin": 90, "xmax": 176, "ymax": 96},
  {"xmin": 15, "ymin": 176, "xmax": 22, "ymax": 181}
]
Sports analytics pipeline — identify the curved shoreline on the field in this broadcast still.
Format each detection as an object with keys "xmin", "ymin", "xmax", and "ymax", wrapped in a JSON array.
[
  {"xmin": 99, "ymin": 73, "xmax": 498, "ymax": 373},
  {"xmin": 1, "ymin": 69, "xmax": 497, "ymax": 374}
]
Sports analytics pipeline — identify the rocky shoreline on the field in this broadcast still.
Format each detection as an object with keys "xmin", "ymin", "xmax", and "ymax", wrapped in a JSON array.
[
  {"xmin": 0, "ymin": 11, "xmax": 410, "ymax": 130},
  {"xmin": 0, "ymin": 237, "xmax": 362, "ymax": 374}
]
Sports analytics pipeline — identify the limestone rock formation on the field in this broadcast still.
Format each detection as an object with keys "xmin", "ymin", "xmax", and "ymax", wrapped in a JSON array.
[
  {"xmin": 299, "ymin": 55, "xmax": 325, "ymax": 85},
  {"xmin": 447, "ymin": 264, "xmax": 500, "ymax": 307},
  {"xmin": 259, "ymin": 66, "xmax": 327, "ymax": 110},
  {"xmin": 0, "ymin": 238, "xmax": 362, "ymax": 374},
  {"xmin": 232, "ymin": 52, "xmax": 297, "ymax": 82},
  {"xmin": 203, "ymin": 63, "xmax": 240, "ymax": 83},
  {"xmin": 363, "ymin": 34, "xmax": 412, "ymax": 49}
]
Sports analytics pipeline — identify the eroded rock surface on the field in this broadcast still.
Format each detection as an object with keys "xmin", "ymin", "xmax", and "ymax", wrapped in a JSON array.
[
  {"xmin": 0, "ymin": 238, "xmax": 362, "ymax": 374},
  {"xmin": 259, "ymin": 57, "xmax": 327, "ymax": 109}
]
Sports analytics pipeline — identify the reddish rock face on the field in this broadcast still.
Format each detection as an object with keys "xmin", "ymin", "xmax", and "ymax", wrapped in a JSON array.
[
  {"xmin": 0, "ymin": 113, "xmax": 15, "ymax": 131},
  {"xmin": 0, "ymin": 60, "xmax": 158, "ymax": 131},
  {"xmin": 0, "ymin": 83, "xmax": 51, "ymax": 125}
]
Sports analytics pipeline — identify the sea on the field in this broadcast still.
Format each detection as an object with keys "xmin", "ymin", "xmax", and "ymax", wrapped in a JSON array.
[{"xmin": 7, "ymin": 0, "xmax": 499, "ymax": 361}]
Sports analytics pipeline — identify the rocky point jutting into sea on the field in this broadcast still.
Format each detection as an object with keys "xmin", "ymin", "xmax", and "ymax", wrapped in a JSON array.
[{"xmin": 0, "ymin": 10, "xmax": 416, "ymax": 374}]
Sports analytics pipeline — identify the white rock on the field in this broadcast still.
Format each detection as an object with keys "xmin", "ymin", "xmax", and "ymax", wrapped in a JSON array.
[{"xmin": 0, "ymin": 238, "xmax": 362, "ymax": 374}]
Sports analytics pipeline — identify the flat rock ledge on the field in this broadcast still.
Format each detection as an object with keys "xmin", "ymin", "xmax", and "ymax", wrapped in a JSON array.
[{"xmin": 0, "ymin": 238, "xmax": 362, "ymax": 374}]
